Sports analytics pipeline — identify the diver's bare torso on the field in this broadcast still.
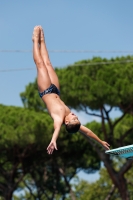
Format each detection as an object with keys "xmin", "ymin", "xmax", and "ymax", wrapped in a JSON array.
[{"xmin": 42, "ymin": 93, "xmax": 70, "ymax": 122}]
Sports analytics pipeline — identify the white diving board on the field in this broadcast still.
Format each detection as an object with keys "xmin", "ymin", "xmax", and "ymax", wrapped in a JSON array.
[{"xmin": 105, "ymin": 145, "xmax": 133, "ymax": 159}]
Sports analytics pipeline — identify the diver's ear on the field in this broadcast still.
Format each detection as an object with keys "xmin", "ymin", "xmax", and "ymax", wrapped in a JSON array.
[{"xmin": 65, "ymin": 120, "xmax": 69, "ymax": 125}]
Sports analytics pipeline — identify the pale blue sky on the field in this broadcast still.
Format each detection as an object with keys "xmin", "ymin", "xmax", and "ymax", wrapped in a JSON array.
[
  {"xmin": 0, "ymin": 0, "xmax": 133, "ymax": 182},
  {"xmin": 0, "ymin": 0, "xmax": 133, "ymax": 107}
]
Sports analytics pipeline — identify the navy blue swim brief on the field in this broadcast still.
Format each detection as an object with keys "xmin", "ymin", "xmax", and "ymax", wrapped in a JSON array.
[{"xmin": 39, "ymin": 84, "xmax": 60, "ymax": 98}]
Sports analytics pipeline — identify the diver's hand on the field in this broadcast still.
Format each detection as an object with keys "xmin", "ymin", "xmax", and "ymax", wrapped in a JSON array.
[
  {"xmin": 101, "ymin": 141, "xmax": 110, "ymax": 150},
  {"xmin": 47, "ymin": 140, "xmax": 58, "ymax": 154}
]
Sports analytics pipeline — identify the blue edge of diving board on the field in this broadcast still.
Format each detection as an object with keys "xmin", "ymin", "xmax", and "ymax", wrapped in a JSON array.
[{"xmin": 105, "ymin": 144, "xmax": 133, "ymax": 159}]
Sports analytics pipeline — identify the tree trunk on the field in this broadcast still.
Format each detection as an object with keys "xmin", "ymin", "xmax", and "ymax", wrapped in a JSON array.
[
  {"xmin": 98, "ymin": 151, "xmax": 131, "ymax": 200},
  {"xmin": 4, "ymin": 189, "xmax": 13, "ymax": 200},
  {"xmin": 69, "ymin": 189, "xmax": 76, "ymax": 200},
  {"xmin": 117, "ymin": 177, "xmax": 130, "ymax": 200},
  {"xmin": 104, "ymin": 162, "xmax": 130, "ymax": 200}
]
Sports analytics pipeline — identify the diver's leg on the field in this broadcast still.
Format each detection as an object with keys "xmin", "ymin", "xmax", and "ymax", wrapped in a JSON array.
[
  {"xmin": 39, "ymin": 26, "xmax": 60, "ymax": 90},
  {"xmin": 32, "ymin": 26, "xmax": 51, "ymax": 92}
]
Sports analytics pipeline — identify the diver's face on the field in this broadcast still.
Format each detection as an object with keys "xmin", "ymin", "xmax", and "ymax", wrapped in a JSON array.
[{"xmin": 65, "ymin": 112, "xmax": 79, "ymax": 125}]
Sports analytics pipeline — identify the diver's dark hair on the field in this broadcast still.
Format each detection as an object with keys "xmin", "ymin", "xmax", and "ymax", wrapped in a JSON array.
[{"xmin": 65, "ymin": 122, "xmax": 81, "ymax": 133}]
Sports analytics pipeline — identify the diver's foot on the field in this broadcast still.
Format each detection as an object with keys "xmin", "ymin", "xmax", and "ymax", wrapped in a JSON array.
[
  {"xmin": 39, "ymin": 26, "xmax": 45, "ymax": 42},
  {"xmin": 32, "ymin": 26, "xmax": 40, "ymax": 42}
]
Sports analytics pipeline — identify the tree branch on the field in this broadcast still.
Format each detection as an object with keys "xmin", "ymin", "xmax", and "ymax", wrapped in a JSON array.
[
  {"xmin": 113, "ymin": 112, "xmax": 127, "ymax": 127},
  {"xmin": 82, "ymin": 105, "xmax": 106, "ymax": 119},
  {"xmin": 103, "ymin": 106, "xmax": 113, "ymax": 131},
  {"xmin": 98, "ymin": 152, "xmax": 120, "ymax": 187},
  {"xmin": 59, "ymin": 167, "xmax": 76, "ymax": 200},
  {"xmin": 119, "ymin": 102, "xmax": 133, "ymax": 114},
  {"xmin": 0, "ymin": 183, "xmax": 6, "ymax": 191},
  {"xmin": 105, "ymin": 184, "xmax": 116, "ymax": 200},
  {"xmin": 100, "ymin": 107, "xmax": 108, "ymax": 141},
  {"xmin": 23, "ymin": 179, "xmax": 36, "ymax": 199},
  {"xmin": 119, "ymin": 160, "xmax": 133, "ymax": 176},
  {"xmin": 106, "ymin": 106, "xmax": 113, "ymax": 114},
  {"xmin": 0, "ymin": 166, "xmax": 6, "ymax": 176},
  {"xmin": 120, "ymin": 127, "xmax": 133, "ymax": 141}
]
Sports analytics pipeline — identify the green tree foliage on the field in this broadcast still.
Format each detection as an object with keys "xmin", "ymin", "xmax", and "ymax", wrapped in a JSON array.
[
  {"xmin": 68, "ymin": 168, "xmax": 120, "ymax": 200},
  {"xmin": 57, "ymin": 56, "xmax": 133, "ymax": 112},
  {"xmin": 20, "ymin": 56, "xmax": 133, "ymax": 113},
  {"xmin": 65, "ymin": 165, "xmax": 133, "ymax": 200},
  {"xmin": 0, "ymin": 104, "xmax": 53, "ymax": 199},
  {"xmin": 0, "ymin": 104, "xmax": 100, "ymax": 200},
  {"xmin": 21, "ymin": 81, "xmax": 46, "ymax": 111},
  {"xmin": 20, "ymin": 55, "xmax": 133, "ymax": 199}
]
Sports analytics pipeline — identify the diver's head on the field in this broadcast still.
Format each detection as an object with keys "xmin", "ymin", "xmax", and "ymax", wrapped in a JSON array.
[{"xmin": 65, "ymin": 112, "xmax": 81, "ymax": 133}]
